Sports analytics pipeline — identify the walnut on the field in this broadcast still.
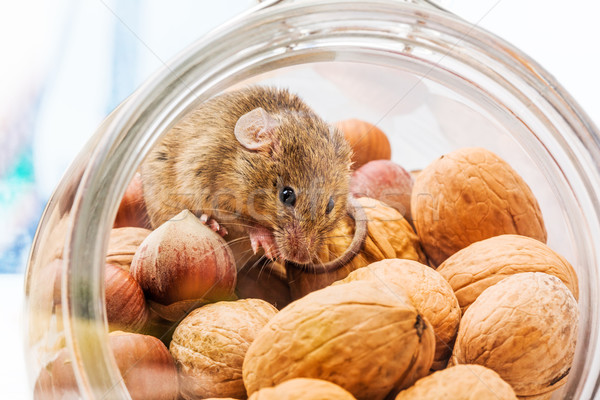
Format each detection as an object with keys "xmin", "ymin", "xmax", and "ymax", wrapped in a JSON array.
[
  {"xmin": 395, "ymin": 364, "xmax": 517, "ymax": 399},
  {"xmin": 287, "ymin": 197, "xmax": 426, "ymax": 299},
  {"xmin": 411, "ymin": 147, "xmax": 546, "ymax": 266},
  {"xmin": 248, "ymin": 378, "xmax": 357, "ymax": 400},
  {"xmin": 243, "ymin": 280, "xmax": 435, "ymax": 400},
  {"xmin": 335, "ymin": 259, "xmax": 460, "ymax": 370},
  {"xmin": 106, "ymin": 227, "xmax": 151, "ymax": 271},
  {"xmin": 170, "ymin": 299, "xmax": 277, "ymax": 399},
  {"xmin": 450, "ymin": 272, "xmax": 577, "ymax": 398},
  {"xmin": 437, "ymin": 234, "xmax": 579, "ymax": 312}
]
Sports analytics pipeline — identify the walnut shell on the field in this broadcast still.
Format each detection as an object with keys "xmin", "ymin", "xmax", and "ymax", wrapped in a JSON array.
[
  {"xmin": 395, "ymin": 364, "xmax": 517, "ymax": 400},
  {"xmin": 243, "ymin": 280, "xmax": 435, "ymax": 400},
  {"xmin": 170, "ymin": 299, "xmax": 277, "ymax": 400},
  {"xmin": 359, "ymin": 197, "xmax": 426, "ymax": 261},
  {"xmin": 335, "ymin": 259, "xmax": 460, "ymax": 370},
  {"xmin": 248, "ymin": 378, "xmax": 357, "ymax": 400},
  {"xmin": 451, "ymin": 272, "xmax": 578, "ymax": 398},
  {"xmin": 437, "ymin": 234, "xmax": 579, "ymax": 312},
  {"xmin": 106, "ymin": 227, "xmax": 151, "ymax": 271},
  {"xmin": 336, "ymin": 118, "xmax": 391, "ymax": 169},
  {"xmin": 411, "ymin": 147, "xmax": 547, "ymax": 266},
  {"xmin": 519, "ymin": 393, "xmax": 555, "ymax": 400},
  {"xmin": 287, "ymin": 197, "xmax": 426, "ymax": 299}
]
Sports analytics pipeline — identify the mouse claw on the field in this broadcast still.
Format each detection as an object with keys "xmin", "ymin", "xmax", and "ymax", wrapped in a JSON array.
[
  {"xmin": 262, "ymin": 242, "xmax": 276, "ymax": 260},
  {"xmin": 250, "ymin": 236, "xmax": 260, "ymax": 255},
  {"xmin": 198, "ymin": 213, "xmax": 227, "ymax": 237}
]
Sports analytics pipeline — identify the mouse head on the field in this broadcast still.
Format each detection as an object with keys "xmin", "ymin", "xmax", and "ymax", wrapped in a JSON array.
[{"xmin": 234, "ymin": 106, "xmax": 352, "ymax": 264}]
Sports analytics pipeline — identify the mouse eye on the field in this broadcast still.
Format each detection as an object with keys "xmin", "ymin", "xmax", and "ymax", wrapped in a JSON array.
[
  {"xmin": 280, "ymin": 187, "xmax": 296, "ymax": 207},
  {"xmin": 326, "ymin": 197, "xmax": 334, "ymax": 214}
]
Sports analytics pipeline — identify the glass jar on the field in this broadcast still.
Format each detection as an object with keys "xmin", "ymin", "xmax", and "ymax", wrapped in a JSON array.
[{"xmin": 24, "ymin": 0, "xmax": 600, "ymax": 398}]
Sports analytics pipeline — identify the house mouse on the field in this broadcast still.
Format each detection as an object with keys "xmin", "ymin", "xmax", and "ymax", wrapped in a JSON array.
[{"xmin": 141, "ymin": 86, "xmax": 366, "ymax": 272}]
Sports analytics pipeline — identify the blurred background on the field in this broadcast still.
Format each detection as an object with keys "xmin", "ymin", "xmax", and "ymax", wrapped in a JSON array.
[{"xmin": 1, "ymin": 0, "xmax": 598, "ymax": 398}]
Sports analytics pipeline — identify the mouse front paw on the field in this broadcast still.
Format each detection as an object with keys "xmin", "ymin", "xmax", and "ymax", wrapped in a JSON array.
[
  {"xmin": 247, "ymin": 224, "xmax": 278, "ymax": 260},
  {"xmin": 199, "ymin": 213, "xmax": 228, "ymax": 237}
]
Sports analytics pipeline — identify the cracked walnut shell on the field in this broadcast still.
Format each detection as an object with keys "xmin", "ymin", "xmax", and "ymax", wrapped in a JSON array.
[
  {"xmin": 286, "ymin": 197, "xmax": 426, "ymax": 299},
  {"xmin": 450, "ymin": 272, "xmax": 578, "ymax": 398},
  {"xmin": 411, "ymin": 147, "xmax": 547, "ymax": 266}
]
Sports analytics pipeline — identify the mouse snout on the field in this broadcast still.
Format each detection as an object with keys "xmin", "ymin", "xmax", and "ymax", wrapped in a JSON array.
[{"xmin": 281, "ymin": 224, "xmax": 316, "ymax": 264}]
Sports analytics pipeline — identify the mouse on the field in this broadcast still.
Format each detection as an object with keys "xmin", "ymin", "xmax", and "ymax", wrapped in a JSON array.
[{"xmin": 141, "ymin": 86, "xmax": 366, "ymax": 272}]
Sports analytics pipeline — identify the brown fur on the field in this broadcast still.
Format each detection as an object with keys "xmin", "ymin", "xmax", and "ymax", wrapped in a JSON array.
[{"xmin": 141, "ymin": 86, "xmax": 352, "ymax": 262}]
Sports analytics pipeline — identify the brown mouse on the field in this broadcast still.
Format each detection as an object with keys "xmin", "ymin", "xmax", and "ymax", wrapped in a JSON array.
[{"xmin": 141, "ymin": 86, "xmax": 366, "ymax": 272}]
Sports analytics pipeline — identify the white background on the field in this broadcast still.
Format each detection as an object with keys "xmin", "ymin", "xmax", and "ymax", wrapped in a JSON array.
[{"xmin": 1, "ymin": 1, "xmax": 598, "ymax": 398}]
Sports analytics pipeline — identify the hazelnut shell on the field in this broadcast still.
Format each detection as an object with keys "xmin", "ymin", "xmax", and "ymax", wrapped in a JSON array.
[
  {"xmin": 131, "ymin": 210, "xmax": 237, "ymax": 308},
  {"xmin": 105, "ymin": 263, "xmax": 148, "ymax": 332},
  {"xmin": 336, "ymin": 118, "xmax": 391, "ymax": 169}
]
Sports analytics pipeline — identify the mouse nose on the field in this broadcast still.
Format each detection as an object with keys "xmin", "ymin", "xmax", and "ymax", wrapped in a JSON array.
[
  {"xmin": 283, "ymin": 225, "xmax": 314, "ymax": 264},
  {"xmin": 286, "ymin": 246, "xmax": 312, "ymax": 264}
]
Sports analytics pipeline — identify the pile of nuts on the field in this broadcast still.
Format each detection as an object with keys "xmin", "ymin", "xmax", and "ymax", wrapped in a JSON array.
[{"xmin": 35, "ymin": 119, "xmax": 579, "ymax": 400}]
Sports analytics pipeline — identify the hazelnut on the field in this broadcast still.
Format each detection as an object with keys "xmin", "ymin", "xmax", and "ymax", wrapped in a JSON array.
[
  {"xmin": 34, "ymin": 332, "xmax": 178, "ymax": 400},
  {"xmin": 131, "ymin": 210, "xmax": 237, "ymax": 321},
  {"xmin": 109, "ymin": 331, "xmax": 178, "ymax": 400},
  {"xmin": 105, "ymin": 263, "xmax": 148, "ymax": 332},
  {"xmin": 236, "ymin": 260, "xmax": 292, "ymax": 309},
  {"xmin": 336, "ymin": 118, "xmax": 391, "ymax": 169},
  {"xmin": 351, "ymin": 160, "xmax": 414, "ymax": 220},
  {"xmin": 114, "ymin": 172, "xmax": 151, "ymax": 229}
]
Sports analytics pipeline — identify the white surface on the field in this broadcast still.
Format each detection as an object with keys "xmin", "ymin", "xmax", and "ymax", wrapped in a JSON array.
[
  {"xmin": 0, "ymin": 274, "xmax": 28, "ymax": 398},
  {"xmin": 2, "ymin": 1, "xmax": 599, "ymax": 399}
]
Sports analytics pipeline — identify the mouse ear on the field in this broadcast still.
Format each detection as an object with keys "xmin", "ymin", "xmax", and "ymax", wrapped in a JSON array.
[{"xmin": 234, "ymin": 107, "xmax": 279, "ymax": 151}]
